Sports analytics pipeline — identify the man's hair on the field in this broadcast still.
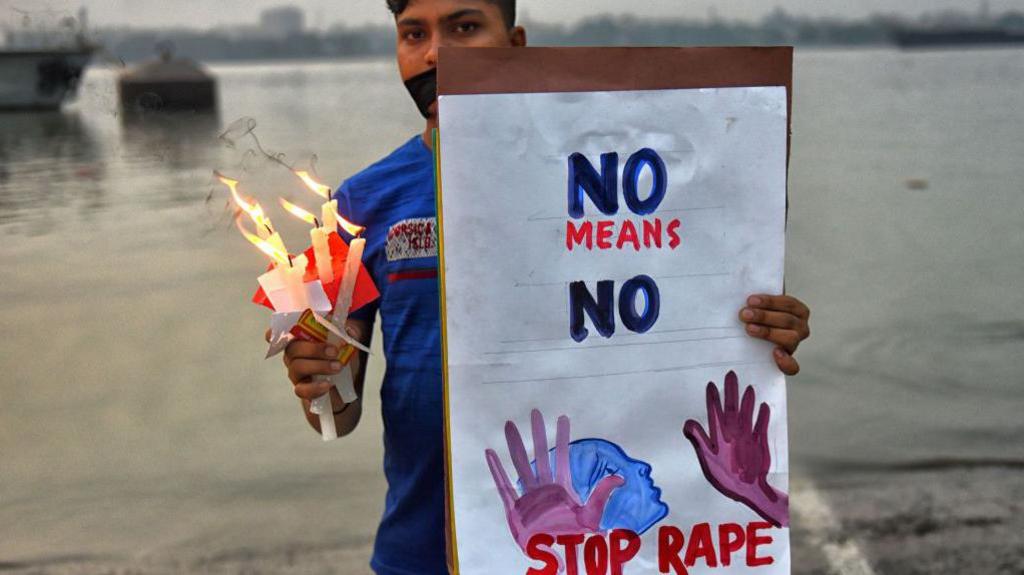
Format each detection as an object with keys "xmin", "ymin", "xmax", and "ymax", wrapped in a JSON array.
[{"xmin": 386, "ymin": 0, "xmax": 516, "ymax": 28}]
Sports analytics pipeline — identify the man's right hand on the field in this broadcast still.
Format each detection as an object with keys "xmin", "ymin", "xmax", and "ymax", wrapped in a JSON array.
[
  {"xmin": 265, "ymin": 319, "xmax": 371, "ymax": 436},
  {"xmin": 264, "ymin": 329, "xmax": 345, "ymax": 401}
]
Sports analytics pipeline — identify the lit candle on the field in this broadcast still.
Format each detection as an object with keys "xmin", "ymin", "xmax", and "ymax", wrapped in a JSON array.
[
  {"xmin": 310, "ymin": 227, "xmax": 334, "ymax": 285},
  {"xmin": 321, "ymin": 199, "xmax": 338, "ymax": 233},
  {"xmin": 308, "ymin": 232, "xmax": 366, "ymax": 440},
  {"xmin": 330, "ymin": 234, "xmax": 366, "ymax": 404},
  {"xmin": 313, "ymin": 200, "xmax": 339, "ymax": 284},
  {"xmin": 291, "ymin": 171, "xmax": 369, "ymax": 440},
  {"xmin": 334, "ymin": 235, "xmax": 366, "ymax": 321},
  {"xmin": 283, "ymin": 254, "xmax": 309, "ymax": 311},
  {"xmin": 280, "ymin": 198, "xmax": 334, "ymax": 286}
]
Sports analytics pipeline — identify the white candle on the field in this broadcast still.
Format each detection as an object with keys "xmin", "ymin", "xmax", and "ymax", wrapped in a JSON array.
[
  {"xmin": 309, "ymin": 392, "xmax": 338, "ymax": 440},
  {"xmin": 283, "ymin": 254, "xmax": 309, "ymax": 311},
  {"xmin": 331, "ymin": 236, "xmax": 365, "ymax": 404},
  {"xmin": 311, "ymin": 227, "xmax": 334, "ymax": 285},
  {"xmin": 334, "ymin": 237, "xmax": 366, "ymax": 320},
  {"xmin": 310, "ymin": 235, "xmax": 366, "ymax": 441},
  {"xmin": 321, "ymin": 199, "xmax": 338, "ymax": 233}
]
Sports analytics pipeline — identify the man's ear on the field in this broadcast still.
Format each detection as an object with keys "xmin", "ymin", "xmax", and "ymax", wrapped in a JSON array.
[{"xmin": 509, "ymin": 26, "xmax": 527, "ymax": 47}]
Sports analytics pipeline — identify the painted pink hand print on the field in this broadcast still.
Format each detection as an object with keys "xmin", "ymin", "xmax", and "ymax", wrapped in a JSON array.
[
  {"xmin": 683, "ymin": 371, "xmax": 789, "ymax": 527},
  {"xmin": 485, "ymin": 409, "xmax": 625, "ymax": 550}
]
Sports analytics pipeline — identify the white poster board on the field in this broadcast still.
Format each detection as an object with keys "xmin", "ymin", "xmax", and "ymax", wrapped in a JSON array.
[{"xmin": 438, "ymin": 83, "xmax": 790, "ymax": 574}]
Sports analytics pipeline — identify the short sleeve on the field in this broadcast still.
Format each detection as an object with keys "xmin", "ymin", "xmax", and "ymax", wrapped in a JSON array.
[{"xmin": 333, "ymin": 181, "xmax": 379, "ymax": 324}]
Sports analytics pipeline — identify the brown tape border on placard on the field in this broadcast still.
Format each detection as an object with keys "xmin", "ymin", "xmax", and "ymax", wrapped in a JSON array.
[
  {"xmin": 436, "ymin": 46, "xmax": 793, "ymax": 574},
  {"xmin": 438, "ymin": 46, "xmax": 792, "ymax": 138}
]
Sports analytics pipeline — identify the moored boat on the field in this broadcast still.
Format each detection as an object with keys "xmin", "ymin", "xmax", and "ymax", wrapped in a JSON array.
[
  {"xmin": 0, "ymin": 8, "xmax": 95, "ymax": 111},
  {"xmin": 0, "ymin": 48, "xmax": 94, "ymax": 111}
]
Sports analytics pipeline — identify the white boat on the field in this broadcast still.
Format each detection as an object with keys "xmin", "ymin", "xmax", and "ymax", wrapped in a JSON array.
[
  {"xmin": 0, "ymin": 9, "xmax": 95, "ymax": 111},
  {"xmin": 0, "ymin": 49, "xmax": 93, "ymax": 110}
]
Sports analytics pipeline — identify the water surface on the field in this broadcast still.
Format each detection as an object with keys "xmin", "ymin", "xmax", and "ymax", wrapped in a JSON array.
[{"xmin": 1, "ymin": 49, "xmax": 1022, "ymax": 564}]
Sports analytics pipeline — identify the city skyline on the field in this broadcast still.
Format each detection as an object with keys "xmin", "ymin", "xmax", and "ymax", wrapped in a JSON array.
[{"xmin": 3, "ymin": 0, "xmax": 1024, "ymax": 30}]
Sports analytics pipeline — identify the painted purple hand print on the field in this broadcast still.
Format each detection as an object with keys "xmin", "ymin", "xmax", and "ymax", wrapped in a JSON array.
[
  {"xmin": 485, "ymin": 409, "xmax": 625, "ymax": 550},
  {"xmin": 683, "ymin": 371, "xmax": 789, "ymax": 528}
]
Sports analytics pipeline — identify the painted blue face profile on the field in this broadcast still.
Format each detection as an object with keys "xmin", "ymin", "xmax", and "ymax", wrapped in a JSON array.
[{"xmin": 525, "ymin": 438, "xmax": 669, "ymax": 535}]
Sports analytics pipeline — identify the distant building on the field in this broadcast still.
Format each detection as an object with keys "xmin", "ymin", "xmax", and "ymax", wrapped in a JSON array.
[
  {"xmin": 260, "ymin": 6, "xmax": 305, "ymax": 38},
  {"xmin": 2, "ymin": 7, "xmax": 89, "ymax": 49}
]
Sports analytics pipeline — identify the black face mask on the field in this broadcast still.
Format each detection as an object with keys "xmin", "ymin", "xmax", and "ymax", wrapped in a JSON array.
[{"xmin": 404, "ymin": 68, "xmax": 437, "ymax": 119}]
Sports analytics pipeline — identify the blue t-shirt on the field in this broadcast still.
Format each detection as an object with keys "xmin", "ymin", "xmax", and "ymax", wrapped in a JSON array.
[{"xmin": 333, "ymin": 135, "xmax": 447, "ymax": 575}]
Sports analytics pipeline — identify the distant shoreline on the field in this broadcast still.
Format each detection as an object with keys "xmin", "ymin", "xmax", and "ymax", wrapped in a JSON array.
[
  {"xmin": 80, "ymin": 7, "xmax": 1024, "ymax": 65},
  {"xmin": 80, "ymin": 44, "xmax": 1024, "ymax": 71}
]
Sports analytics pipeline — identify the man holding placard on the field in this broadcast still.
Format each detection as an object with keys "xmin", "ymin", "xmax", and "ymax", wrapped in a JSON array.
[{"xmin": 277, "ymin": 1, "xmax": 810, "ymax": 574}]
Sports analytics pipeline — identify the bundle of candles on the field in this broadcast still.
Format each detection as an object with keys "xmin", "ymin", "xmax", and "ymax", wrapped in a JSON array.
[{"xmin": 219, "ymin": 170, "xmax": 379, "ymax": 441}]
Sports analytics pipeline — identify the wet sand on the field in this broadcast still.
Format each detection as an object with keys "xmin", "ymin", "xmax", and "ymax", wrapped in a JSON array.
[
  {"xmin": 0, "ymin": 468, "xmax": 383, "ymax": 575},
  {"xmin": 792, "ymin": 466, "xmax": 1024, "ymax": 575}
]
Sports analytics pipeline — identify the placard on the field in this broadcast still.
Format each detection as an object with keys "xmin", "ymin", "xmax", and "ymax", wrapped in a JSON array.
[{"xmin": 437, "ymin": 47, "xmax": 792, "ymax": 575}]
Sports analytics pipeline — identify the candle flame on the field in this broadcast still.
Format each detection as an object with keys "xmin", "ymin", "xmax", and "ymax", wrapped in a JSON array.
[
  {"xmin": 291, "ymin": 170, "xmax": 365, "ymax": 236},
  {"xmin": 235, "ymin": 217, "xmax": 290, "ymax": 266},
  {"xmin": 279, "ymin": 198, "xmax": 318, "ymax": 226},
  {"xmin": 219, "ymin": 173, "xmax": 274, "ymax": 233},
  {"xmin": 295, "ymin": 170, "xmax": 332, "ymax": 200},
  {"xmin": 333, "ymin": 209, "xmax": 366, "ymax": 237}
]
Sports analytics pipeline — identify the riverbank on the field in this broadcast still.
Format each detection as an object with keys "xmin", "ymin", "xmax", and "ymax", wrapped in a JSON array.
[
  {"xmin": 790, "ymin": 466, "xmax": 1024, "ymax": 575},
  {"xmin": 3, "ymin": 466, "xmax": 1022, "ymax": 574}
]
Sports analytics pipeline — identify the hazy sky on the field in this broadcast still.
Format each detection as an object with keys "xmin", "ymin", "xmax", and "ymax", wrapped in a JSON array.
[{"xmin": 3, "ymin": 0, "xmax": 1023, "ymax": 29}]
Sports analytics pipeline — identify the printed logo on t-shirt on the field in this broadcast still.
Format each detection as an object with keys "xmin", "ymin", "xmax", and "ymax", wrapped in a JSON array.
[{"xmin": 386, "ymin": 217, "xmax": 438, "ymax": 261}]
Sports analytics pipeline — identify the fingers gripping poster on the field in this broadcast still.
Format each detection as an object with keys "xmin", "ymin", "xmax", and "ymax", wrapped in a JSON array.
[{"xmin": 437, "ymin": 48, "xmax": 793, "ymax": 575}]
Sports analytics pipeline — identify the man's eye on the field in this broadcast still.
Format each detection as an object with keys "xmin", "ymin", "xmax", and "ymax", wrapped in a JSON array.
[
  {"xmin": 454, "ymin": 22, "xmax": 479, "ymax": 34},
  {"xmin": 403, "ymin": 30, "xmax": 426, "ymax": 41}
]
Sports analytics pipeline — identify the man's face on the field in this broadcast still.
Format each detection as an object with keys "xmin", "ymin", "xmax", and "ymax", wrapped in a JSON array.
[{"xmin": 395, "ymin": 0, "xmax": 526, "ymax": 118}]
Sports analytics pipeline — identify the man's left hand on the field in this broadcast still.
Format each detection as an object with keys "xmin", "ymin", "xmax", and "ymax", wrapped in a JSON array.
[{"xmin": 739, "ymin": 294, "xmax": 811, "ymax": 376}]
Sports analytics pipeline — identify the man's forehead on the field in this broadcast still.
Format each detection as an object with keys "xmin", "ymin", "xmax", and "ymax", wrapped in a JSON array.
[{"xmin": 401, "ymin": 0, "xmax": 497, "ymax": 14}]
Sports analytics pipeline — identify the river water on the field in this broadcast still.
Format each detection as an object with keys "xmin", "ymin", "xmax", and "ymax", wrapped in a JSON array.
[{"xmin": 1, "ymin": 49, "xmax": 1022, "ymax": 567}]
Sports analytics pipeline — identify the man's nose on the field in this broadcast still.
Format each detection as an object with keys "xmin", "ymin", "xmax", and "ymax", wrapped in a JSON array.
[{"xmin": 425, "ymin": 33, "xmax": 449, "ymax": 68}]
